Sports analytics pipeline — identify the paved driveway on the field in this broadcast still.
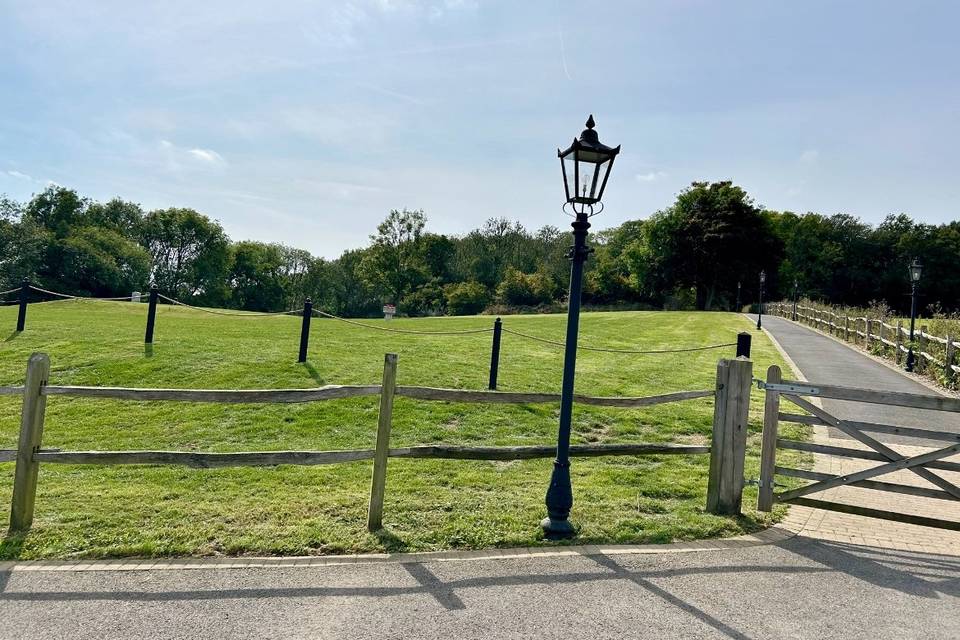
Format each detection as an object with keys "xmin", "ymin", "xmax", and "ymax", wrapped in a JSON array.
[{"xmin": 1, "ymin": 538, "xmax": 959, "ymax": 639}]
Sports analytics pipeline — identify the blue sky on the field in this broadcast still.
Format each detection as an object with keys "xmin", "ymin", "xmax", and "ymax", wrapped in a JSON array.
[{"xmin": 1, "ymin": 1, "xmax": 958, "ymax": 257}]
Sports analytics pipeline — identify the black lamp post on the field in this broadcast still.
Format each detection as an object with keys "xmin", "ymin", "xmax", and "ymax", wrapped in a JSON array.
[
  {"xmin": 905, "ymin": 258, "xmax": 923, "ymax": 372},
  {"xmin": 543, "ymin": 115, "xmax": 620, "ymax": 539},
  {"xmin": 756, "ymin": 270, "xmax": 766, "ymax": 330},
  {"xmin": 792, "ymin": 279, "xmax": 799, "ymax": 321}
]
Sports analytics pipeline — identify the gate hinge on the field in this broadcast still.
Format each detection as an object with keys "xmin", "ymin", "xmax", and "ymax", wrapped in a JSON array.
[{"xmin": 755, "ymin": 381, "xmax": 821, "ymax": 396}]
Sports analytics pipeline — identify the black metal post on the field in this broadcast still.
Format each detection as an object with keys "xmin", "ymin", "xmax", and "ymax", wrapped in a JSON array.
[
  {"xmin": 906, "ymin": 282, "xmax": 918, "ymax": 372},
  {"xmin": 144, "ymin": 285, "xmax": 158, "ymax": 344},
  {"xmin": 791, "ymin": 281, "xmax": 799, "ymax": 321},
  {"xmin": 15, "ymin": 278, "xmax": 28, "ymax": 332},
  {"xmin": 735, "ymin": 282, "xmax": 741, "ymax": 312},
  {"xmin": 488, "ymin": 317, "xmax": 503, "ymax": 390},
  {"xmin": 298, "ymin": 298, "xmax": 313, "ymax": 363},
  {"xmin": 542, "ymin": 211, "xmax": 591, "ymax": 539},
  {"xmin": 756, "ymin": 282, "xmax": 764, "ymax": 330},
  {"xmin": 736, "ymin": 332, "xmax": 752, "ymax": 358}
]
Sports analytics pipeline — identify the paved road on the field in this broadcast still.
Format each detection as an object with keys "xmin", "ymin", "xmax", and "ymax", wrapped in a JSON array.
[
  {"xmin": 2, "ymin": 538, "xmax": 959, "ymax": 639},
  {"xmin": 759, "ymin": 315, "xmax": 960, "ymax": 446}
]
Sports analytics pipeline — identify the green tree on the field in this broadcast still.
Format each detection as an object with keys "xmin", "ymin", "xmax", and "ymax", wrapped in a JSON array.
[
  {"xmin": 60, "ymin": 227, "xmax": 150, "ymax": 296},
  {"xmin": 358, "ymin": 209, "xmax": 428, "ymax": 306},
  {"xmin": 444, "ymin": 281, "xmax": 490, "ymax": 315},
  {"xmin": 140, "ymin": 208, "xmax": 232, "ymax": 304}
]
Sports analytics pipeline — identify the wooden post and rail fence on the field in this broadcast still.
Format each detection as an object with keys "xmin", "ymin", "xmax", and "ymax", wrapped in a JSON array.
[
  {"xmin": 1, "ymin": 350, "xmax": 755, "ymax": 535},
  {"xmin": 770, "ymin": 301, "xmax": 960, "ymax": 385}
]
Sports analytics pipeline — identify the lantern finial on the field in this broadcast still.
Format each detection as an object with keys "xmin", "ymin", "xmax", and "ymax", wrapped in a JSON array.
[{"xmin": 585, "ymin": 114, "xmax": 595, "ymax": 129}]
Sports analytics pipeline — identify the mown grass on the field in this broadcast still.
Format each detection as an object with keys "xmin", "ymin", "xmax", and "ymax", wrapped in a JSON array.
[{"xmin": 0, "ymin": 301, "xmax": 805, "ymax": 559}]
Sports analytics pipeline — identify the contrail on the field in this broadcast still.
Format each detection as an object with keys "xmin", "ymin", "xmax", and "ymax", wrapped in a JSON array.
[{"xmin": 558, "ymin": 27, "xmax": 572, "ymax": 81}]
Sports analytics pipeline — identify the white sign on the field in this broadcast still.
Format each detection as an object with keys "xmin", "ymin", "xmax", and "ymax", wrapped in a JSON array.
[
  {"xmin": 131, "ymin": 291, "xmax": 141, "ymax": 303},
  {"xmin": 383, "ymin": 304, "xmax": 396, "ymax": 320}
]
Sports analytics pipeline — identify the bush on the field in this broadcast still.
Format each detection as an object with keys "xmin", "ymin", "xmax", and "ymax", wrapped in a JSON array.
[
  {"xmin": 444, "ymin": 281, "xmax": 489, "ymax": 316},
  {"xmin": 496, "ymin": 267, "xmax": 554, "ymax": 307}
]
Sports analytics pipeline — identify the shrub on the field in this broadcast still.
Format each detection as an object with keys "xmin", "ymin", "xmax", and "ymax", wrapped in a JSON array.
[{"xmin": 444, "ymin": 281, "xmax": 489, "ymax": 316}]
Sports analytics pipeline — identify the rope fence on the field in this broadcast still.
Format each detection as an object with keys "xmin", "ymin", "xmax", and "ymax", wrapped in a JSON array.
[{"xmin": 4, "ymin": 280, "xmax": 753, "ymax": 390}]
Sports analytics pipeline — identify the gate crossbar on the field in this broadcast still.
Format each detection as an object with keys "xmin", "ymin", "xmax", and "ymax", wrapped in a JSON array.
[{"xmin": 777, "ymin": 393, "xmax": 960, "ymax": 502}]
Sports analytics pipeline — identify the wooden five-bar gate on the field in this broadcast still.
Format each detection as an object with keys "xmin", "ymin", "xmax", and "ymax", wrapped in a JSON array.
[{"xmin": 756, "ymin": 364, "xmax": 960, "ymax": 531}]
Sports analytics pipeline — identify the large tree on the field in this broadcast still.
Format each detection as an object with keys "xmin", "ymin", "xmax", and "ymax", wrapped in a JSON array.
[
  {"xmin": 358, "ymin": 208, "xmax": 428, "ymax": 306},
  {"xmin": 646, "ymin": 181, "xmax": 781, "ymax": 310}
]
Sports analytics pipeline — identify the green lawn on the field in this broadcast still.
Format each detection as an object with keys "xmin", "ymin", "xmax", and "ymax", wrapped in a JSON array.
[{"xmin": 0, "ymin": 301, "xmax": 803, "ymax": 559}]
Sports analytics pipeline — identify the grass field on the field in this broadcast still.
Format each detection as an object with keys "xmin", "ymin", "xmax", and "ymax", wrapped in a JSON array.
[{"xmin": 0, "ymin": 300, "xmax": 805, "ymax": 559}]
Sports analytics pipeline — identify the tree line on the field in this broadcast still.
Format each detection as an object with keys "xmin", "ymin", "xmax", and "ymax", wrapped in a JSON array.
[{"xmin": 1, "ymin": 182, "xmax": 957, "ymax": 316}]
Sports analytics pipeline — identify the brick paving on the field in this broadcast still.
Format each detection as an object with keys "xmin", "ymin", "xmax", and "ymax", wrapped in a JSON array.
[{"xmin": 761, "ymin": 315, "xmax": 960, "ymax": 555}]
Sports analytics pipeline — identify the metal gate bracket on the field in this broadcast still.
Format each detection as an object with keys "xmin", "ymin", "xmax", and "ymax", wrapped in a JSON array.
[{"xmin": 756, "ymin": 381, "xmax": 821, "ymax": 396}]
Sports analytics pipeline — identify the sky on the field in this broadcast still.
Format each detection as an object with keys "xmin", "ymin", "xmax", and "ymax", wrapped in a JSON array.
[{"xmin": 1, "ymin": 0, "xmax": 958, "ymax": 258}]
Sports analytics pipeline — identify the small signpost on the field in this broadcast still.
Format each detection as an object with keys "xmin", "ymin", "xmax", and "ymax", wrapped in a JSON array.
[
  {"xmin": 131, "ymin": 291, "xmax": 141, "ymax": 303},
  {"xmin": 383, "ymin": 304, "xmax": 396, "ymax": 320}
]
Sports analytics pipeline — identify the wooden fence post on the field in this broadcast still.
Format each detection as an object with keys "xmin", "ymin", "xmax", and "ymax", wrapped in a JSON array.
[
  {"xmin": 757, "ymin": 365, "xmax": 781, "ymax": 512},
  {"xmin": 919, "ymin": 325, "xmax": 928, "ymax": 372},
  {"xmin": 367, "ymin": 353, "xmax": 398, "ymax": 532},
  {"xmin": 865, "ymin": 319, "xmax": 872, "ymax": 350},
  {"xmin": 297, "ymin": 298, "xmax": 312, "ymax": 363},
  {"xmin": 945, "ymin": 335, "xmax": 955, "ymax": 384},
  {"xmin": 896, "ymin": 320, "xmax": 903, "ymax": 365},
  {"xmin": 488, "ymin": 317, "xmax": 503, "ymax": 390},
  {"xmin": 706, "ymin": 357, "xmax": 753, "ymax": 515},
  {"xmin": 844, "ymin": 315, "xmax": 850, "ymax": 342},
  {"xmin": 9, "ymin": 352, "xmax": 51, "ymax": 532}
]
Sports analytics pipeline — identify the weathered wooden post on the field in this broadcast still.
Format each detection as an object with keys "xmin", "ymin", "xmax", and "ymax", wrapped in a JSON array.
[
  {"xmin": 144, "ymin": 285, "xmax": 159, "ymax": 344},
  {"xmin": 9, "ymin": 353, "xmax": 50, "ymax": 532},
  {"xmin": 298, "ymin": 298, "xmax": 312, "ymax": 363},
  {"xmin": 757, "ymin": 364, "xmax": 781, "ymax": 512},
  {"xmin": 706, "ymin": 357, "xmax": 753, "ymax": 515},
  {"xmin": 945, "ymin": 335, "xmax": 955, "ymax": 384},
  {"xmin": 919, "ymin": 325, "xmax": 928, "ymax": 372},
  {"xmin": 896, "ymin": 320, "xmax": 903, "ymax": 364},
  {"xmin": 368, "ymin": 353, "xmax": 398, "ymax": 532},
  {"xmin": 844, "ymin": 315, "xmax": 850, "ymax": 342},
  {"xmin": 15, "ymin": 278, "xmax": 29, "ymax": 332},
  {"xmin": 488, "ymin": 317, "xmax": 503, "ymax": 390},
  {"xmin": 865, "ymin": 318, "xmax": 872, "ymax": 350}
]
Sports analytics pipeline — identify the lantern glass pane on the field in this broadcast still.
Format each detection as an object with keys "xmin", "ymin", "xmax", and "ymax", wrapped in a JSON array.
[
  {"xmin": 560, "ymin": 154, "xmax": 575, "ymax": 202},
  {"xmin": 577, "ymin": 158, "xmax": 598, "ymax": 202}
]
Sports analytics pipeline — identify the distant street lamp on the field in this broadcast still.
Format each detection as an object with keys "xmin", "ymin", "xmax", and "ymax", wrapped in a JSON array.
[
  {"xmin": 905, "ymin": 258, "xmax": 923, "ymax": 373},
  {"xmin": 735, "ymin": 281, "xmax": 741, "ymax": 312},
  {"xmin": 792, "ymin": 279, "xmax": 799, "ymax": 321},
  {"xmin": 543, "ymin": 115, "xmax": 620, "ymax": 539},
  {"xmin": 756, "ymin": 270, "xmax": 766, "ymax": 330}
]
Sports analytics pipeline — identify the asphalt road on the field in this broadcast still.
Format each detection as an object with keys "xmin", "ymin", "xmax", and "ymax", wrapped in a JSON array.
[
  {"xmin": 1, "ymin": 537, "xmax": 958, "ymax": 639},
  {"xmin": 759, "ymin": 315, "xmax": 960, "ymax": 446}
]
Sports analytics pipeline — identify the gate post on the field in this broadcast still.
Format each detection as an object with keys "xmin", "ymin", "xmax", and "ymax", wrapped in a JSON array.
[
  {"xmin": 706, "ymin": 357, "xmax": 753, "ymax": 515},
  {"xmin": 757, "ymin": 365, "xmax": 781, "ymax": 512}
]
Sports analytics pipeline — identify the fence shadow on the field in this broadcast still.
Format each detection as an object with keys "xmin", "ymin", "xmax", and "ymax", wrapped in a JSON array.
[
  {"xmin": 776, "ymin": 536, "xmax": 960, "ymax": 599},
  {"xmin": 5, "ymin": 331, "xmax": 20, "ymax": 342},
  {"xmin": 301, "ymin": 362, "xmax": 326, "ymax": 386}
]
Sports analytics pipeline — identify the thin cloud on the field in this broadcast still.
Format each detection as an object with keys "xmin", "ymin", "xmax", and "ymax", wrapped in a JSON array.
[
  {"xmin": 799, "ymin": 149, "xmax": 819, "ymax": 165},
  {"xmin": 5, "ymin": 170, "xmax": 33, "ymax": 181},
  {"xmin": 188, "ymin": 148, "xmax": 226, "ymax": 165},
  {"xmin": 636, "ymin": 171, "xmax": 668, "ymax": 182}
]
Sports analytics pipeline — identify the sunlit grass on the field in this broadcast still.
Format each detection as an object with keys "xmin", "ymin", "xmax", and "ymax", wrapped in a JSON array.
[{"xmin": 0, "ymin": 300, "xmax": 798, "ymax": 559}]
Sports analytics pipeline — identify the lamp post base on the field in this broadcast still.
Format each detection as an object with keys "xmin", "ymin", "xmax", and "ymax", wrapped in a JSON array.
[{"xmin": 540, "ymin": 516, "xmax": 576, "ymax": 540}]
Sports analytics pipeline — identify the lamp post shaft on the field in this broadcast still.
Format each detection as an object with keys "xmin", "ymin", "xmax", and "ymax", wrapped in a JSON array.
[
  {"xmin": 542, "ymin": 211, "xmax": 590, "ymax": 539},
  {"xmin": 756, "ymin": 282, "xmax": 764, "ymax": 330},
  {"xmin": 907, "ymin": 281, "xmax": 918, "ymax": 372}
]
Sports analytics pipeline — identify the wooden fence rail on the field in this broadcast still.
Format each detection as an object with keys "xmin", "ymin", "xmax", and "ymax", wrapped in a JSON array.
[{"xmin": 2, "ymin": 351, "xmax": 748, "ymax": 536}]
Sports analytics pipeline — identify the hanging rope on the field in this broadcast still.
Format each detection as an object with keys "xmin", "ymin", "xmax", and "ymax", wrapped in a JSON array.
[
  {"xmin": 0, "ymin": 287, "xmax": 20, "ymax": 297},
  {"xmin": 158, "ymin": 294, "xmax": 298, "ymax": 317},
  {"xmin": 28, "ymin": 285, "xmax": 135, "ymax": 301},
  {"xmin": 312, "ymin": 308, "xmax": 493, "ymax": 335},
  {"xmin": 501, "ymin": 327, "xmax": 736, "ymax": 354}
]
